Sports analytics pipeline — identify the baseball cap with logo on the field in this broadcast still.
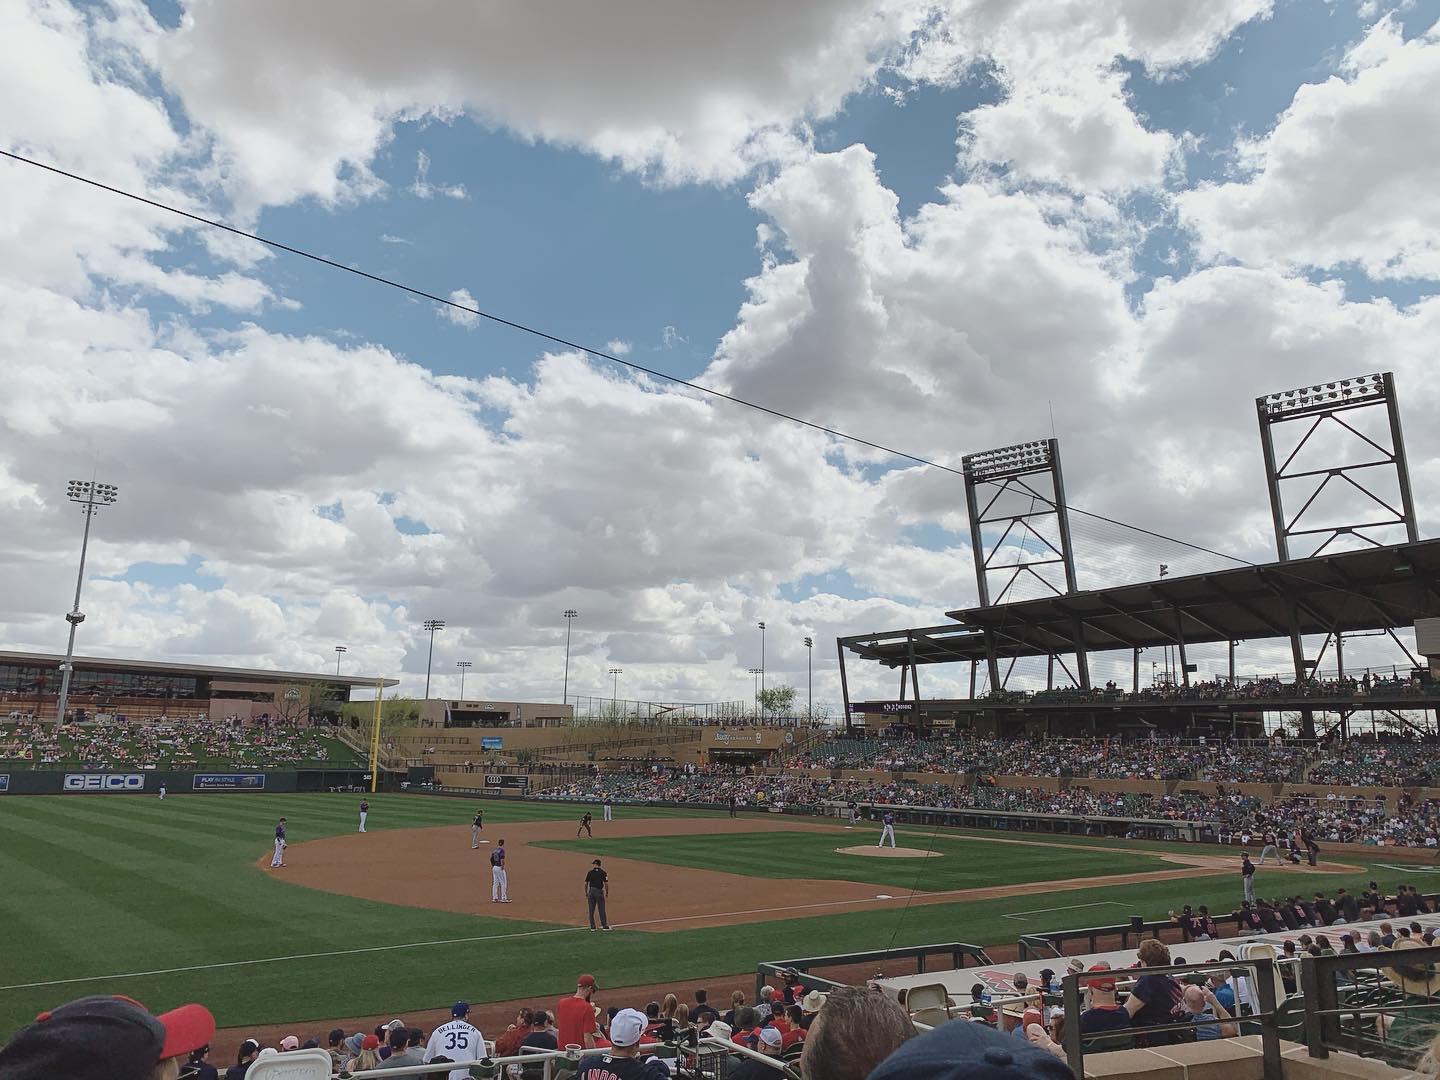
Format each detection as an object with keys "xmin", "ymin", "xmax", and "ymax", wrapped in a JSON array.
[
  {"xmin": 609, "ymin": 1009, "xmax": 648, "ymax": 1047},
  {"xmin": 1085, "ymin": 965, "xmax": 1117, "ymax": 993},
  {"xmin": 452, "ymin": 1001, "xmax": 471, "ymax": 1017},
  {"xmin": 0, "ymin": 995, "xmax": 216, "ymax": 1080},
  {"xmin": 279, "ymin": 1035, "xmax": 300, "ymax": 1051},
  {"xmin": 758, "ymin": 1027, "xmax": 783, "ymax": 1049},
  {"xmin": 578, "ymin": 974, "xmax": 598, "ymax": 989}
]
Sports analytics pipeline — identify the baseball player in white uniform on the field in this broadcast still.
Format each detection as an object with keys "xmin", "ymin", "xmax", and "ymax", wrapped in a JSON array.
[
  {"xmin": 878, "ymin": 811, "xmax": 896, "ymax": 848},
  {"xmin": 358, "ymin": 799, "xmax": 369, "ymax": 833},
  {"xmin": 271, "ymin": 817, "xmax": 287, "ymax": 867},
  {"xmin": 158, "ymin": 783, "xmax": 167, "ymax": 801},
  {"xmin": 603, "ymin": 796, "xmax": 613, "ymax": 822},
  {"xmin": 490, "ymin": 840, "xmax": 510, "ymax": 902},
  {"xmin": 424, "ymin": 1001, "xmax": 485, "ymax": 1080},
  {"xmin": 471, "ymin": 808, "xmax": 485, "ymax": 848}
]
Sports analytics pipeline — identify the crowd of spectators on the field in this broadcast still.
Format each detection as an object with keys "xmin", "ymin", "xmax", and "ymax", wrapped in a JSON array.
[
  {"xmin": 1016, "ymin": 669, "xmax": 1428, "ymax": 706},
  {"xmin": 536, "ymin": 766, "xmax": 1440, "ymax": 847},
  {"xmin": 0, "ymin": 716, "xmax": 350, "ymax": 769},
  {"xmin": 782, "ymin": 730, "xmax": 1435, "ymax": 785}
]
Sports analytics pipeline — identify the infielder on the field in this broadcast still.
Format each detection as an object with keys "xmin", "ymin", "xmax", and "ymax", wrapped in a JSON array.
[
  {"xmin": 878, "ymin": 810, "xmax": 896, "ymax": 849},
  {"xmin": 471, "ymin": 808, "xmax": 485, "ymax": 849},
  {"xmin": 602, "ymin": 796, "xmax": 613, "ymax": 822},
  {"xmin": 271, "ymin": 817, "xmax": 287, "ymax": 867},
  {"xmin": 358, "ymin": 799, "xmax": 369, "ymax": 833},
  {"xmin": 847, "ymin": 801, "xmax": 859, "ymax": 828},
  {"xmin": 578, "ymin": 812, "xmax": 593, "ymax": 838},
  {"xmin": 490, "ymin": 839, "xmax": 510, "ymax": 902}
]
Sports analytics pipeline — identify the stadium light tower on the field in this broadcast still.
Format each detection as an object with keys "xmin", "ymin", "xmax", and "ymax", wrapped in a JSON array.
[
  {"xmin": 334, "ymin": 645, "xmax": 347, "ymax": 676},
  {"xmin": 456, "ymin": 660, "xmax": 472, "ymax": 699},
  {"xmin": 54, "ymin": 478, "xmax": 119, "ymax": 724},
  {"xmin": 747, "ymin": 667, "xmax": 763, "ymax": 716},
  {"xmin": 562, "ymin": 609, "xmax": 579, "ymax": 705},
  {"xmin": 757, "ymin": 620, "xmax": 766, "ymax": 716},
  {"xmin": 803, "ymin": 636, "xmax": 813, "ymax": 723},
  {"xmin": 608, "ymin": 667, "xmax": 623, "ymax": 710},
  {"xmin": 422, "ymin": 619, "xmax": 445, "ymax": 699}
]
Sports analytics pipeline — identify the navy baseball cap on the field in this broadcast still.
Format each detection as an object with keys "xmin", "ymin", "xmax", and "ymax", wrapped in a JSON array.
[
  {"xmin": 0, "ymin": 995, "xmax": 216, "ymax": 1080},
  {"xmin": 452, "ymin": 1001, "xmax": 471, "ymax": 1016},
  {"xmin": 867, "ymin": 1013, "xmax": 1074, "ymax": 1080}
]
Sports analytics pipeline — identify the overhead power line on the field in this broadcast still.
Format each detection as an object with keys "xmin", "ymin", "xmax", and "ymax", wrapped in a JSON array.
[{"xmin": 0, "ymin": 149, "xmax": 1337, "ymax": 579}]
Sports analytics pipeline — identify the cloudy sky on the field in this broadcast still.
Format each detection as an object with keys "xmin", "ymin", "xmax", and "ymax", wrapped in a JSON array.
[{"xmin": 2, "ymin": 0, "xmax": 1439, "ymax": 712}]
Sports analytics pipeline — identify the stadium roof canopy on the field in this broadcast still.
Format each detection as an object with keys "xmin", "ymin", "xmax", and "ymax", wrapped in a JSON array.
[
  {"xmin": 0, "ymin": 649, "xmax": 398, "ymax": 688},
  {"xmin": 841, "ymin": 539, "xmax": 1440, "ymax": 667}
]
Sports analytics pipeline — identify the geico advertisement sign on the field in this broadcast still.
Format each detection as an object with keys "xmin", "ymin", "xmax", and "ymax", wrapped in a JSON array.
[{"xmin": 63, "ymin": 773, "xmax": 146, "ymax": 793}]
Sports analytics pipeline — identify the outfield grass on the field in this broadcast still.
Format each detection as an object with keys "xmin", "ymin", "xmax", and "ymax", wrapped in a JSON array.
[
  {"xmin": 536, "ymin": 830, "xmax": 1173, "ymax": 891},
  {"xmin": 0, "ymin": 793, "xmax": 1421, "ymax": 1037}
]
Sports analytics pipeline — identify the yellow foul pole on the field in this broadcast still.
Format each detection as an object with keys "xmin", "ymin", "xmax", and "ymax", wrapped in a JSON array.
[{"xmin": 368, "ymin": 678, "xmax": 384, "ymax": 793}]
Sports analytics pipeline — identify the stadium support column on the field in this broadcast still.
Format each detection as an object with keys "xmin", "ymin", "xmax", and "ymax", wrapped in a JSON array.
[
  {"xmin": 1173, "ymin": 606, "xmax": 1190, "ymax": 688},
  {"xmin": 1132, "ymin": 648, "xmax": 1139, "ymax": 693},
  {"xmin": 368, "ymin": 678, "xmax": 384, "ymax": 794},
  {"xmin": 907, "ymin": 632, "xmax": 920, "ymax": 704},
  {"xmin": 969, "ymin": 660, "xmax": 977, "ymax": 699},
  {"xmin": 1383, "ymin": 372, "xmax": 1420, "ymax": 543},
  {"xmin": 1071, "ymin": 616, "xmax": 1090, "ymax": 691},
  {"xmin": 1228, "ymin": 640, "xmax": 1236, "ymax": 685},
  {"xmin": 836, "ymin": 638, "xmax": 852, "ymax": 734}
]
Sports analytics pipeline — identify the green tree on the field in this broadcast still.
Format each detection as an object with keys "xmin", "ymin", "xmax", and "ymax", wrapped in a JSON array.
[{"xmin": 758, "ymin": 685, "xmax": 797, "ymax": 716}]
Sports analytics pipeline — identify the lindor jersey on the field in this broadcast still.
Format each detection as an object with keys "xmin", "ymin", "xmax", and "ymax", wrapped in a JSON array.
[{"xmin": 424, "ymin": 1019, "xmax": 485, "ymax": 1080}]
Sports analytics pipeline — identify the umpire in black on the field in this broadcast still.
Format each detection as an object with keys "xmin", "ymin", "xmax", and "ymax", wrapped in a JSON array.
[{"xmin": 586, "ymin": 859, "xmax": 611, "ymax": 931}]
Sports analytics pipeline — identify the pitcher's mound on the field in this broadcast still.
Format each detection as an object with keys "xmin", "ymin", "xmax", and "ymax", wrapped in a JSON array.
[{"xmin": 836, "ymin": 845, "xmax": 943, "ymax": 858}]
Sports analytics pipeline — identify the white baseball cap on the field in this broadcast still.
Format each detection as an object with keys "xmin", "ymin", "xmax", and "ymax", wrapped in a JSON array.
[
  {"xmin": 758, "ymin": 1027, "xmax": 782, "ymax": 1049},
  {"xmin": 609, "ymin": 1009, "xmax": 647, "ymax": 1048},
  {"xmin": 707, "ymin": 1022, "xmax": 733, "ymax": 1042}
]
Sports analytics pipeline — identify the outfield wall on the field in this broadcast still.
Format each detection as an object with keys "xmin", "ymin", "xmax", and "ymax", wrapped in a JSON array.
[{"xmin": 0, "ymin": 768, "xmax": 370, "ymax": 794}]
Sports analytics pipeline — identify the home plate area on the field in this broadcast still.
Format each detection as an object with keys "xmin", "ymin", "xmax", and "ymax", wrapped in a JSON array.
[{"xmin": 836, "ymin": 845, "xmax": 944, "ymax": 858}]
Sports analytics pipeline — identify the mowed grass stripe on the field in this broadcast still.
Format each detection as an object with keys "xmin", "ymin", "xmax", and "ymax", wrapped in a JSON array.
[{"xmin": 536, "ymin": 830, "xmax": 1170, "ymax": 891}]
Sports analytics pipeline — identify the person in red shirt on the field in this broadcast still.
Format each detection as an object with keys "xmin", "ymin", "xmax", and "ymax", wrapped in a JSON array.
[
  {"xmin": 556, "ymin": 975, "xmax": 599, "ymax": 1049},
  {"xmin": 780, "ymin": 1005, "xmax": 807, "ymax": 1051}
]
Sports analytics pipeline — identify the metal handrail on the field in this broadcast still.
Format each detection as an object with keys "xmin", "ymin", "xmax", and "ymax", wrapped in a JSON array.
[
  {"xmin": 758, "ymin": 943, "xmax": 992, "ymax": 1001},
  {"xmin": 1299, "ymin": 944, "xmax": 1440, "ymax": 1066}
]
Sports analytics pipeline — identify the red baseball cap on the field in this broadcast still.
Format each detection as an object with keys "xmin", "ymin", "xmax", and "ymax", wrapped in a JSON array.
[
  {"xmin": 0, "ymin": 996, "xmax": 215, "ymax": 1080},
  {"xmin": 1085, "ymin": 965, "xmax": 1117, "ymax": 993},
  {"xmin": 155, "ymin": 1003, "xmax": 217, "ymax": 1059},
  {"xmin": 578, "ymin": 974, "xmax": 597, "ymax": 989}
]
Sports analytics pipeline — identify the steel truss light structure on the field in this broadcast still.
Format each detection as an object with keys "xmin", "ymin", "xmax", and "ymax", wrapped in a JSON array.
[{"xmin": 1257, "ymin": 371, "xmax": 1418, "ymax": 561}]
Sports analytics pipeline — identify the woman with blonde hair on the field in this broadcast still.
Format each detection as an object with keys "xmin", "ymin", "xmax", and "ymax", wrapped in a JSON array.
[
  {"xmin": 723, "ymin": 990, "xmax": 746, "ymax": 1028},
  {"xmin": 346, "ymin": 1034, "xmax": 383, "ymax": 1072}
]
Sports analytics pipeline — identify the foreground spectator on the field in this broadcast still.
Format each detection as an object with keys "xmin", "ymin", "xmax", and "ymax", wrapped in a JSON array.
[
  {"xmin": 576, "ymin": 1008, "xmax": 666, "ymax": 1080},
  {"xmin": 870, "ymin": 1009, "xmax": 1073, "ymax": 1080},
  {"xmin": 377, "ymin": 1025, "xmax": 425, "ymax": 1069},
  {"xmin": 558, "ymin": 974, "xmax": 600, "ymax": 1050},
  {"xmin": 1179, "ymin": 986, "xmax": 1237, "ymax": 1040},
  {"xmin": 799, "ymin": 985, "xmax": 916, "ymax": 1080},
  {"xmin": 226, "ymin": 1038, "xmax": 260, "ymax": 1079},
  {"xmin": 729, "ymin": 1025, "xmax": 784, "ymax": 1080},
  {"xmin": 1125, "ymin": 940, "xmax": 1183, "ymax": 1046},
  {"xmin": 0, "ymin": 995, "xmax": 216, "ymax": 1080}
]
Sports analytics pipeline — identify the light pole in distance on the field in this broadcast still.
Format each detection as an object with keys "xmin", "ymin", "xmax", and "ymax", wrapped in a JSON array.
[
  {"xmin": 757, "ymin": 620, "xmax": 766, "ymax": 717},
  {"xmin": 562, "ymin": 609, "xmax": 578, "ymax": 705},
  {"xmin": 747, "ymin": 667, "xmax": 762, "ymax": 717},
  {"xmin": 803, "ymin": 636, "xmax": 813, "ymax": 723},
  {"xmin": 334, "ymin": 645, "xmax": 347, "ymax": 676},
  {"xmin": 608, "ymin": 667, "xmax": 623, "ymax": 713},
  {"xmin": 422, "ymin": 619, "xmax": 445, "ymax": 699},
  {"xmin": 456, "ymin": 660, "xmax": 472, "ymax": 699},
  {"xmin": 55, "ymin": 479, "xmax": 119, "ymax": 724}
]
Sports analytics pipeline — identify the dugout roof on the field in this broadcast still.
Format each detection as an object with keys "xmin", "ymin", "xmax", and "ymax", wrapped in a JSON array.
[
  {"xmin": 841, "ymin": 539, "xmax": 1440, "ymax": 666},
  {"xmin": 0, "ymin": 649, "xmax": 398, "ymax": 688}
]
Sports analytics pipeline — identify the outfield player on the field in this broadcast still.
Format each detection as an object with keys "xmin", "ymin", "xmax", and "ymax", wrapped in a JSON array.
[
  {"xmin": 158, "ymin": 783, "xmax": 167, "ymax": 801},
  {"xmin": 847, "ymin": 801, "xmax": 859, "ymax": 827},
  {"xmin": 578, "ymin": 812, "xmax": 593, "ymax": 838},
  {"xmin": 878, "ymin": 810, "xmax": 896, "ymax": 849},
  {"xmin": 359, "ymin": 799, "xmax": 369, "ymax": 833},
  {"xmin": 603, "ymin": 796, "xmax": 613, "ymax": 822},
  {"xmin": 471, "ymin": 808, "xmax": 485, "ymax": 849},
  {"xmin": 491, "ymin": 839, "xmax": 510, "ymax": 902},
  {"xmin": 425, "ymin": 1001, "xmax": 485, "ymax": 1080},
  {"xmin": 271, "ymin": 817, "xmax": 287, "ymax": 867}
]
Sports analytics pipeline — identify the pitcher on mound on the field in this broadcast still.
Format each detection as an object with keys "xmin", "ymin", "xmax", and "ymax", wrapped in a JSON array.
[{"xmin": 878, "ymin": 810, "xmax": 896, "ymax": 848}]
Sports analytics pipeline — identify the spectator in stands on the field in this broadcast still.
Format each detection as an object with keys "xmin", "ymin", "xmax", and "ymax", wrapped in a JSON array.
[
  {"xmin": 558, "ymin": 974, "xmax": 600, "ymax": 1050},
  {"xmin": 494, "ymin": 1009, "xmax": 536, "ymax": 1057},
  {"xmin": 346, "ymin": 1035, "xmax": 382, "ymax": 1073},
  {"xmin": 781, "ymin": 1005, "xmax": 807, "ymax": 1050},
  {"xmin": 800, "ymin": 990, "xmax": 827, "ymax": 1030},
  {"xmin": 1078, "ymin": 968, "xmax": 1131, "ymax": 1046},
  {"xmin": 576, "ymin": 1009, "xmax": 666, "ymax": 1080},
  {"xmin": 521, "ymin": 1012, "xmax": 558, "ymax": 1052},
  {"xmin": 723, "ymin": 991, "xmax": 746, "ymax": 1028},
  {"xmin": 1126, "ymin": 939, "xmax": 1183, "ymax": 1046},
  {"xmin": 799, "ymin": 986, "xmax": 916, "ymax": 1080},
  {"xmin": 728, "ymin": 1026, "xmax": 785, "ymax": 1080},
  {"xmin": 226, "ymin": 1039, "xmax": 260, "ymax": 1080},
  {"xmin": 966, "ymin": 983, "xmax": 995, "ymax": 1022},
  {"xmin": 1180, "ymin": 985, "xmax": 1237, "ymax": 1040},
  {"xmin": 325, "ymin": 1029, "xmax": 348, "ymax": 1071},
  {"xmin": 376, "ymin": 1025, "xmax": 425, "ymax": 1070},
  {"xmin": 870, "ymin": 1007, "xmax": 1072, "ymax": 1080},
  {"xmin": 184, "ymin": 1043, "xmax": 219, "ymax": 1080},
  {"xmin": 0, "ymin": 996, "xmax": 219, "ymax": 1080},
  {"xmin": 1377, "ymin": 940, "xmax": 1440, "ymax": 1053},
  {"xmin": 691, "ymin": 989, "xmax": 719, "ymax": 1027}
]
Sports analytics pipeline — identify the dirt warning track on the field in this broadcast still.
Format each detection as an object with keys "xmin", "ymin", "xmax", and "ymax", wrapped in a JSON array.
[{"xmin": 259, "ymin": 815, "xmax": 1344, "ymax": 933}]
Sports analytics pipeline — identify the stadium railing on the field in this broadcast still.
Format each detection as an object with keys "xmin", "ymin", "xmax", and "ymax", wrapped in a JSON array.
[
  {"xmin": 757, "ymin": 942, "xmax": 993, "ymax": 1001},
  {"xmin": 339, "ymin": 1034, "xmax": 797, "ymax": 1079},
  {"xmin": 1057, "ymin": 956, "xmax": 1284, "ymax": 1078},
  {"xmin": 1298, "ymin": 943, "xmax": 1440, "ymax": 1067}
]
